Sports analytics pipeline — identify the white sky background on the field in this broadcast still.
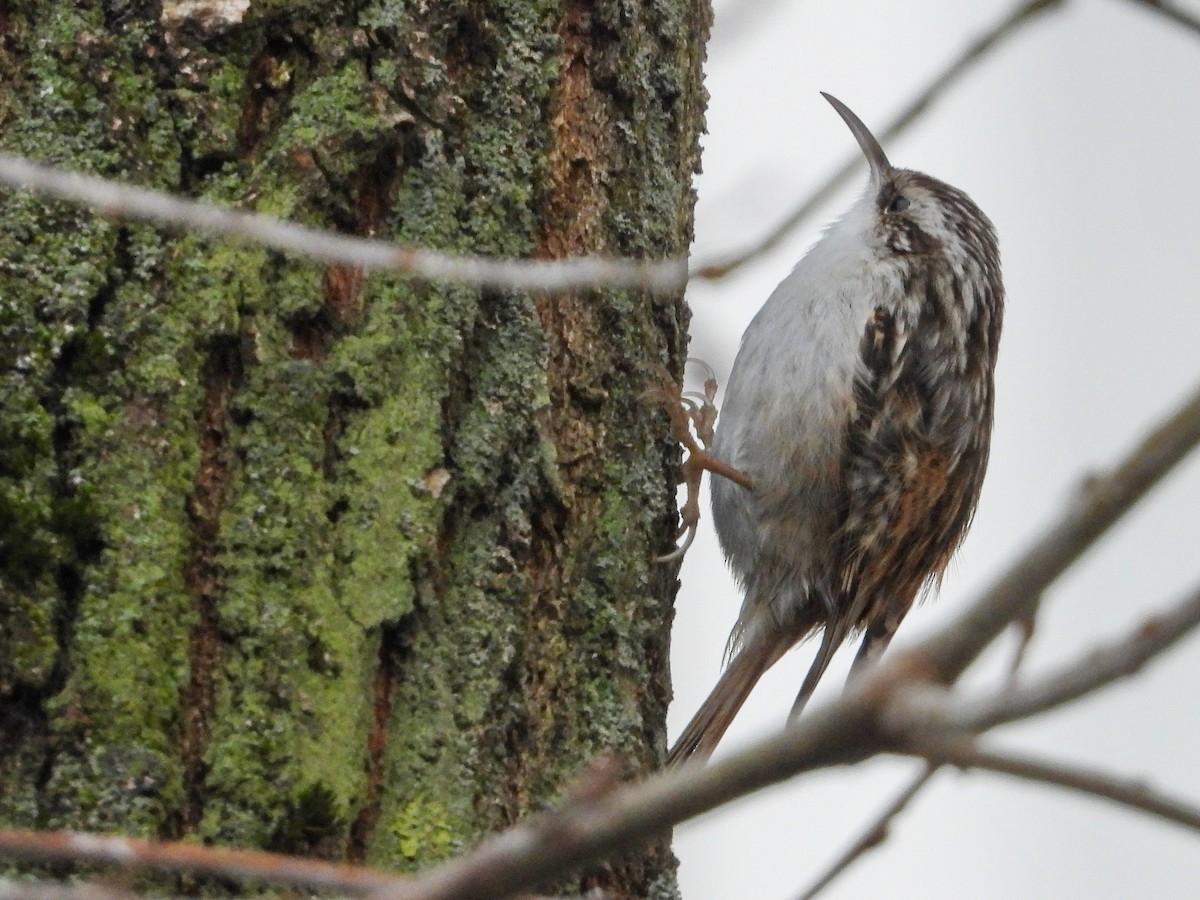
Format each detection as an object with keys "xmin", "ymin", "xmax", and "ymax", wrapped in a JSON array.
[{"xmin": 671, "ymin": 1, "xmax": 1200, "ymax": 898}]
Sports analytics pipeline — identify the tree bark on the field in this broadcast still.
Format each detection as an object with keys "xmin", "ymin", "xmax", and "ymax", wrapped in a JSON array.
[{"xmin": 0, "ymin": 1, "xmax": 709, "ymax": 896}]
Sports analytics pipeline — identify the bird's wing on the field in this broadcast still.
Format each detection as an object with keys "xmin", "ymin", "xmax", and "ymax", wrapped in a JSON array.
[
  {"xmin": 834, "ymin": 295, "xmax": 993, "ymax": 672},
  {"xmin": 837, "ymin": 304, "xmax": 950, "ymax": 607}
]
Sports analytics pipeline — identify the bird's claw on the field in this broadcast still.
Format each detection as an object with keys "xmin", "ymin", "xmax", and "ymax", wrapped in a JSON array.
[{"xmin": 645, "ymin": 359, "xmax": 751, "ymax": 562}]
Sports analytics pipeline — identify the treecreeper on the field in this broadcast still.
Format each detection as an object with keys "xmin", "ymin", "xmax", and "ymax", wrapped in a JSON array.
[{"xmin": 668, "ymin": 94, "xmax": 1004, "ymax": 765}]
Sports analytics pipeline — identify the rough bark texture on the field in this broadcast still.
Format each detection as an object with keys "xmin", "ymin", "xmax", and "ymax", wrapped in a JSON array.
[{"xmin": 0, "ymin": 0, "xmax": 709, "ymax": 896}]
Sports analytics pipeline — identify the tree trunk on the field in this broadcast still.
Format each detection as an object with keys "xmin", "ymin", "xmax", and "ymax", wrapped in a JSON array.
[{"xmin": 0, "ymin": 1, "xmax": 709, "ymax": 896}]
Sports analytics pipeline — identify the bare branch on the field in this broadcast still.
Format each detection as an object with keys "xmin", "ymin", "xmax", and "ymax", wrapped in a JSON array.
[
  {"xmin": 0, "ymin": 154, "xmax": 686, "ymax": 295},
  {"xmin": 893, "ymin": 579, "xmax": 1200, "ymax": 734},
  {"xmin": 897, "ymin": 738, "xmax": 1200, "ymax": 833},
  {"xmin": 794, "ymin": 764, "xmax": 936, "ymax": 900},
  {"xmin": 691, "ymin": 0, "xmax": 1065, "ymax": 279},
  {"xmin": 0, "ymin": 829, "xmax": 397, "ymax": 896},
  {"xmin": 1127, "ymin": 0, "xmax": 1200, "ymax": 38}
]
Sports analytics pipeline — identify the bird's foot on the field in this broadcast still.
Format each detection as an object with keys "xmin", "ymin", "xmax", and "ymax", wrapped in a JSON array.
[{"xmin": 644, "ymin": 359, "xmax": 752, "ymax": 562}]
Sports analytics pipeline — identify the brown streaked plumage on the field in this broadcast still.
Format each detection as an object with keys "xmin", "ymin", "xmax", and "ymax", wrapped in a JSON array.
[{"xmin": 669, "ymin": 95, "xmax": 1003, "ymax": 765}]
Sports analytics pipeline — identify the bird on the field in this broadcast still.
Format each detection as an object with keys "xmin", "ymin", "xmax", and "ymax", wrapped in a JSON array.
[{"xmin": 668, "ymin": 93, "xmax": 1004, "ymax": 765}]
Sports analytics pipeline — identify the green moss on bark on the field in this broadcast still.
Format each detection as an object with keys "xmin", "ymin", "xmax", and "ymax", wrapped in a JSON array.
[{"xmin": 1, "ymin": 0, "xmax": 708, "ymax": 894}]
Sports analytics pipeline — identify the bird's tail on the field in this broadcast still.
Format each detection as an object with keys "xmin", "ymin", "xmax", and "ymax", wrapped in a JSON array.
[{"xmin": 667, "ymin": 632, "xmax": 792, "ymax": 766}]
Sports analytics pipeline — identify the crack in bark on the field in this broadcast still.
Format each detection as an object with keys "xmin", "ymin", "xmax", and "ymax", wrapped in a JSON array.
[
  {"xmin": 5, "ymin": 228, "xmax": 132, "ymax": 804},
  {"xmin": 237, "ymin": 42, "xmax": 303, "ymax": 158},
  {"xmin": 304, "ymin": 139, "xmax": 412, "ymax": 859},
  {"xmin": 179, "ymin": 338, "xmax": 241, "ymax": 834},
  {"xmin": 345, "ymin": 620, "xmax": 406, "ymax": 863}
]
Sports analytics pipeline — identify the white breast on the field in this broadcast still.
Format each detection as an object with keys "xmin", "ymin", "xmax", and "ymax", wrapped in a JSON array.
[{"xmin": 709, "ymin": 191, "xmax": 901, "ymax": 622}]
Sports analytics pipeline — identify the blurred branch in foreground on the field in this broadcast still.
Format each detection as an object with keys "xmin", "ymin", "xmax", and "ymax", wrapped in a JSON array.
[
  {"xmin": 898, "ymin": 738, "xmax": 1200, "ymax": 832},
  {"xmin": 1128, "ymin": 0, "xmax": 1200, "ymax": 38},
  {"xmin": 0, "ymin": 828, "xmax": 394, "ymax": 896},
  {"xmin": 0, "ymin": 154, "xmax": 685, "ymax": 295}
]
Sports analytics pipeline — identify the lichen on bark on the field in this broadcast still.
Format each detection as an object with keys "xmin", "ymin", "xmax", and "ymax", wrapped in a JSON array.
[{"xmin": 0, "ymin": 0, "xmax": 709, "ymax": 895}]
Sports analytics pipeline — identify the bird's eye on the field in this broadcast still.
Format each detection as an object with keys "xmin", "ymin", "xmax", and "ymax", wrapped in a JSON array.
[{"xmin": 887, "ymin": 194, "xmax": 910, "ymax": 213}]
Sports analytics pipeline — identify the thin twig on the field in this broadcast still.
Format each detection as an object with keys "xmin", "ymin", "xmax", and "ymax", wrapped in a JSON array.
[
  {"xmin": 898, "ymin": 738, "xmax": 1200, "ymax": 833},
  {"xmin": 690, "ymin": 0, "xmax": 1065, "ymax": 279},
  {"xmin": 0, "ymin": 154, "xmax": 686, "ymax": 295},
  {"xmin": 794, "ymin": 764, "xmax": 936, "ymax": 900},
  {"xmin": 1005, "ymin": 593, "xmax": 1042, "ymax": 683},
  {"xmin": 1127, "ymin": 0, "xmax": 1200, "ymax": 38},
  {"xmin": 0, "ymin": 829, "xmax": 398, "ymax": 896},
  {"xmin": 891, "ymin": 579, "xmax": 1200, "ymax": 734}
]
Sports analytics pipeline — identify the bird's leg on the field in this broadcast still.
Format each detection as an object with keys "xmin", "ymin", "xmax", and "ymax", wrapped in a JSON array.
[{"xmin": 645, "ymin": 359, "xmax": 753, "ymax": 562}]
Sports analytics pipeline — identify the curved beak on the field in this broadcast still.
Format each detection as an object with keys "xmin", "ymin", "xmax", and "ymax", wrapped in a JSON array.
[{"xmin": 821, "ymin": 92, "xmax": 892, "ymax": 190}]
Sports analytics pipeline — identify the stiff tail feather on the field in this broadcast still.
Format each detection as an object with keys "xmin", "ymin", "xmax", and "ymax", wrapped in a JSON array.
[{"xmin": 667, "ymin": 633, "xmax": 791, "ymax": 766}]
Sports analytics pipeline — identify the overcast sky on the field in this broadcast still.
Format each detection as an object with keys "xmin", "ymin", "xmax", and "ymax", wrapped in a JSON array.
[{"xmin": 670, "ymin": 2, "xmax": 1200, "ymax": 897}]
